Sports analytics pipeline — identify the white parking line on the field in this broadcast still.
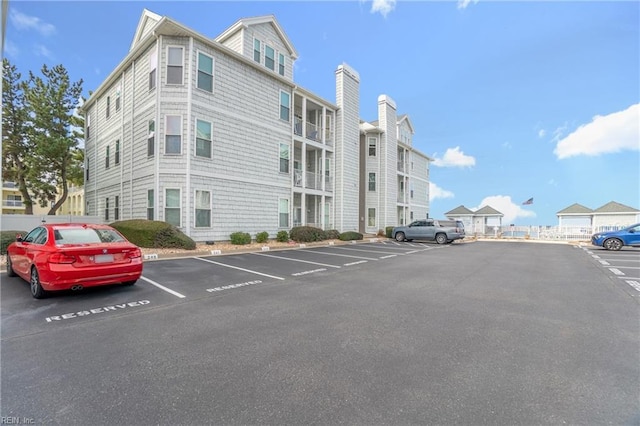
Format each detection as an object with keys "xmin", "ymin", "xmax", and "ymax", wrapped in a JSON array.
[
  {"xmin": 625, "ymin": 281, "xmax": 640, "ymax": 292},
  {"xmin": 607, "ymin": 266, "xmax": 640, "ymax": 270},
  {"xmin": 331, "ymin": 246, "xmax": 407, "ymax": 255},
  {"xmin": 609, "ymin": 268, "xmax": 625, "ymax": 276},
  {"xmin": 140, "ymin": 276, "xmax": 186, "ymax": 298},
  {"xmin": 194, "ymin": 257, "xmax": 285, "ymax": 280},
  {"xmin": 304, "ymin": 250, "xmax": 379, "ymax": 261},
  {"xmin": 598, "ymin": 259, "xmax": 640, "ymax": 262},
  {"xmin": 598, "ymin": 260, "xmax": 610, "ymax": 266},
  {"xmin": 252, "ymin": 252, "xmax": 341, "ymax": 268}
]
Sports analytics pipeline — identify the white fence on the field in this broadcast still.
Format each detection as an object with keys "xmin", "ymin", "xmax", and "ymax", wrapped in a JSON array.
[
  {"xmin": 1, "ymin": 215, "xmax": 105, "ymax": 232},
  {"xmin": 476, "ymin": 225, "xmax": 628, "ymax": 241}
]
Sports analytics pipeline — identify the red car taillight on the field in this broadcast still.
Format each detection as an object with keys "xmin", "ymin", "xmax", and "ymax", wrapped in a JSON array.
[
  {"xmin": 126, "ymin": 248, "xmax": 142, "ymax": 259},
  {"xmin": 49, "ymin": 253, "xmax": 77, "ymax": 264}
]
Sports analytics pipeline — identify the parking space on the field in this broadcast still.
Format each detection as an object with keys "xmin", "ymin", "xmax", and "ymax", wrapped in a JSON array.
[
  {"xmin": 1, "ymin": 242, "xmax": 447, "ymax": 337},
  {"xmin": 580, "ymin": 244, "xmax": 640, "ymax": 295}
]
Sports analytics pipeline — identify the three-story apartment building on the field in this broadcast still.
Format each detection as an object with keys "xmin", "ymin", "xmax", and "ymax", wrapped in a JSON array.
[{"xmin": 82, "ymin": 9, "xmax": 426, "ymax": 241}]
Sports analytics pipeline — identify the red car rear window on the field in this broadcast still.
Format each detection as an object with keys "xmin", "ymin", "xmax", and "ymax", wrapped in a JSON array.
[{"xmin": 54, "ymin": 228, "xmax": 126, "ymax": 244}]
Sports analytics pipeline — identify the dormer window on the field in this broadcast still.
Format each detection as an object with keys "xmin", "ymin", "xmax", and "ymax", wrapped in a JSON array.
[
  {"xmin": 265, "ymin": 45, "xmax": 275, "ymax": 71},
  {"xmin": 253, "ymin": 39, "xmax": 261, "ymax": 63}
]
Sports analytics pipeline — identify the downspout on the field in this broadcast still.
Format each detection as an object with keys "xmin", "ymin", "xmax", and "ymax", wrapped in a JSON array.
[
  {"xmin": 155, "ymin": 35, "xmax": 161, "ymax": 223},
  {"xmin": 185, "ymin": 36, "xmax": 194, "ymax": 236}
]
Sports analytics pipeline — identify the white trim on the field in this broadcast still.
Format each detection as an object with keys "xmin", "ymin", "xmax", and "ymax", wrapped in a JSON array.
[
  {"xmin": 164, "ymin": 114, "xmax": 183, "ymax": 155},
  {"xmin": 195, "ymin": 118, "xmax": 213, "ymax": 159},
  {"xmin": 164, "ymin": 187, "xmax": 182, "ymax": 228},
  {"xmin": 196, "ymin": 49, "xmax": 215, "ymax": 93},
  {"xmin": 166, "ymin": 45, "xmax": 184, "ymax": 85},
  {"xmin": 279, "ymin": 90, "xmax": 291, "ymax": 122},
  {"xmin": 278, "ymin": 197, "xmax": 290, "ymax": 228},
  {"xmin": 194, "ymin": 189, "xmax": 212, "ymax": 228}
]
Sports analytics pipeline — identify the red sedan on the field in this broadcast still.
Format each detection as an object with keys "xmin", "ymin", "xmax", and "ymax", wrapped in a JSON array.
[{"xmin": 6, "ymin": 223, "xmax": 143, "ymax": 299}]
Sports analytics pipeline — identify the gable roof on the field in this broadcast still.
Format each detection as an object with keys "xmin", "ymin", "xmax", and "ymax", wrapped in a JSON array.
[
  {"xmin": 397, "ymin": 114, "xmax": 415, "ymax": 134},
  {"xmin": 556, "ymin": 203, "xmax": 593, "ymax": 215},
  {"xmin": 130, "ymin": 9, "xmax": 163, "ymax": 52},
  {"xmin": 215, "ymin": 15, "xmax": 298, "ymax": 59},
  {"xmin": 474, "ymin": 205, "xmax": 504, "ymax": 216},
  {"xmin": 593, "ymin": 201, "xmax": 640, "ymax": 214},
  {"xmin": 446, "ymin": 205, "xmax": 475, "ymax": 215}
]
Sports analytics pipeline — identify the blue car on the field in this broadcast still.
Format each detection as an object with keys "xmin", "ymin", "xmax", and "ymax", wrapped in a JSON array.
[{"xmin": 591, "ymin": 223, "xmax": 640, "ymax": 251}]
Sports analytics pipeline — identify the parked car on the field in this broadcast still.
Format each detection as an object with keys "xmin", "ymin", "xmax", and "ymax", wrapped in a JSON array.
[
  {"xmin": 392, "ymin": 219, "xmax": 465, "ymax": 244},
  {"xmin": 591, "ymin": 223, "xmax": 640, "ymax": 251},
  {"xmin": 6, "ymin": 223, "xmax": 143, "ymax": 298}
]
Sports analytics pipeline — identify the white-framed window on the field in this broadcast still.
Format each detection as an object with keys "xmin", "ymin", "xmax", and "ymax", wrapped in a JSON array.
[
  {"xmin": 147, "ymin": 189, "xmax": 154, "ymax": 220},
  {"xmin": 104, "ymin": 197, "xmax": 109, "ymax": 221},
  {"xmin": 148, "ymin": 119, "xmax": 155, "ymax": 157},
  {"xmin": 368, "ymin": 173, "xmax": 376, "ymax": 191},
  {"xmin": 265, "ymin": 45, "xmax": 275, "ymax": 71},
  {"xmin": 165, "ymin": 115, "xmax": 182, "ymax": 154},
  {"xmin": 368, "ymin": 137, "xmax": 376, "ymax": 156},
  {"xmin": 106, "ymin": 96, "xmax": 110, "ymax": 119},
  {"xmin": 410, "ymin": 211, "xmax": 414, "ymax": 220},
  {"xmin": 195, "ymin": 119, "xmax": 212, "ymax": 158},
  {"xmin": 280, "ymin": 91, "xmax": 290, "ymax": 122},
  {"xmin": 279, "ymin": 198, "xmax": 289, "ymax": 228},
  {"xmin": 279, "ymin": 143, "xmax": 290, "ymax": 173},
  {"xmin": 86, "ymin": 113, "xmax": 91, "ymax": 139},
  {"xmin": 114, "ymin": 195, "xmax": 120, "ymax": 220},
  {"xmin": 167, "ymin": 46, "xmax": 183, "ymax": 85},
  {"xmin": 195, "ymin": 190, "xmax": 211, "ymax": 228},
  {"xmin": 105, "ymin": 145, "xmax": 110, "ymax": 169},
  {"xmin": 86, "ymin": 159, "xmax": 90, "ymax": 182},
  {"xmin": 115, "ymin": 88, "xmax": 121, "ymax": 111},
  {"xmin": 368, "ymin": 208, "xmax": 376, "ymax": 227},
  {"xmin": 197, "ymin": 52, "xmax": 214, "ymax": 93},
  {"xmin": 253, "ymin": 39, "xmax": 261, "ymax": 63},
  {"xmin": 278, "ymin": 53, "xmax": 285, "ymax": 76},
  {"xmin": 164, "ymin": 188, "xmax": 181, "ymax": 227},
  {"xmin": 149, "ymin": 46, "xmax": 157, "ymax": 90},
  {"xmin": 115, "ymin": 140, "xmax": 120, "ymax": 165}
]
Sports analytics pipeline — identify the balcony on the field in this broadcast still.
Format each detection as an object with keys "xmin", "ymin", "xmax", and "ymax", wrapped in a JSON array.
[
  {"xmin": 293, "ymin": 170, "xmax": 333, "ymax": 192},
  {"xmin": 3, "ymin": 181, "xmax": 18, "ymax": 189},
  {"xmin": 397, "ymin": 192, "xmax": 405, "ymax": 203},
  {"xmin": 397, "ymin": 161, "xmax": 405, "ymax": 172},
  {"xmin": 3, "ymin": 199, "xmax": 25, "ymax": 208}
]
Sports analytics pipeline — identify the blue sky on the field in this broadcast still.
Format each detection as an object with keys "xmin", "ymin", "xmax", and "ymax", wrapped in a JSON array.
[{"xmin": 3, "ymin": 0, "xmax": 639, "ymax": 226}]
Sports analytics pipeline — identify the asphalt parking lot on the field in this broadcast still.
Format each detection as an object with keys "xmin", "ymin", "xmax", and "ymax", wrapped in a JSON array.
[{"xmin": 1, "ymin": 240, "xmax": 639, "ymax": 425}]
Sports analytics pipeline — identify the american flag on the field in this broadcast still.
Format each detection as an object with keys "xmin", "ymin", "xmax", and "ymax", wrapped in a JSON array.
[{"xmin": 522, "ymin": 197, "xmax": 534, "ymax": 205}]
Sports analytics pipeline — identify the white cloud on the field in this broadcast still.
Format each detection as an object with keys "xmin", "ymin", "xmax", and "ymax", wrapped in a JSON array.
[
  {"xmin": 474, "ymin": 195, "xmax": 536, "ymax": 225},
  {"xmin": 457, "ymin": 0, "xmax": 479, "ymax": 10},
  {"xmin": 538, "ymin": 129, "xmax": 546, "ymax": 138},
  {"xmin": 34, "ymin": 44, "xmax": 53, "ymax": 60},
  {"xmin": 3, "ymin": 39, "xmax": 19, "ymax": 57},
  {"xmin": 432, "ymin": 146, "xmax": 476, "ymax": 168},
  {"xmin": 554, "ymin": 103, "xmax": 640, "ymax": 159},
  {"xmin": 429, "ymin": 182, "xmax": 455, "ymax": 201},
  {"xmin": 10, "ymin": 9, "xmax": 56, "ymax": 36},
  {"xmin": 370, "ymin": 0, "xmax": 396, "ymax": 17},
  {"xmin": 502, "ymin": 141, "xmax": 512, "ymax": 149}
]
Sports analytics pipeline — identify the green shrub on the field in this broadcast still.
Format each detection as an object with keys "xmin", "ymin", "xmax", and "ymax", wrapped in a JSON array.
[
  {"xmin": 110, "ymin": 219, "xmax": 196, "ymax": 250},
  {"xmin": 276, "ymin": 230, "xmax": 289, "ymax": 242},
  {"xmin": 1, "ymin": 230, "xmax": 28, "ymax": 255},
  {"xmin": 230, "ymin": 232, "xmax": 251, "ymax": 245},
  {"xmin": 339, "ymin": 231, "xmax": 363, "ymax": 241},
  {"xmin": 256, "ymin": 231, "xmax": 269, "ymax": 243},
  {"xmin": 324, "ymin": 229, "xmax": 340, "ymax": 240},
  {"xmin": 290, "ymin": 226, "xmax": 325, "ymax": 243},
  {"xmin": 385, "ymin": 226, "xmax": 394, "ymax": 238}
]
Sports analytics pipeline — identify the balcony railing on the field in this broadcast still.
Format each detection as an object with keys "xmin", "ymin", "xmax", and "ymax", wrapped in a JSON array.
[
  {"xmin": 305, "ymin": 171, "xmax": 322, "ymax": 190},
  {"xmin": 306, "ymin": 122, "xmax": 321, "ymax": 142},
  {"xmin": 2, "ymin": 200, "xmax": 25, "ymax": 208},
  {"xmin": 2, "ymin": 181, "xmax": 18, "ymax": 189},
  {"xmin": 397, "ymin": 161, "xmax": 405, "ymax": 172},
  {"xmin": 397, "ymin": 192, "xmax": 405, "ymax": 203}
]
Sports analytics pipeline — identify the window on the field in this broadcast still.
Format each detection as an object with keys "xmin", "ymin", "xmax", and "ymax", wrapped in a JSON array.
[
  {"xmin": 368, "ymin": 173, "xmax": 376, "ymax": 191},
  {"xmin": 86, "ymin": 114, "xmax": 91, "ymax": 139},
  {"xmin": 278, "ymin": 53, "xmax": 285, "ymax": 76},
  {"xmin": 195, "ymin": 119, "xmax": 212, "ymax": 158},
  {"xmin": 106, "ymin": 96, "xmax": 110, "ymax": 119},
  {"xmin": 279, "ymin": 198, "xmax": 289, "ymax": 228},
  {"xmin": 265, "ymin": 45, "xmax": 275, "ymax": 71},
  {"xmin": 149, "ymin": 46, "xmax": 157, "ymax": 90},
  {"xmin": 195, "ymin": 190, "xmax": 211, "ymax": 228},
  {"xmin": 148, "ymin": 120, "xmax": 155, "ymax": 157},
  {"xmin": 104, "ymin": 198, "xmax": 109, "ymax": 221},
  {"xmin": 368, "ymin": 208, "xmax": 376, "ymax": 227},
  {"xmin": 164, "ymin": 188, "xmax": 180, "ymax": 226},
  {"xmin": 86, "ymin": 160, "xmax": 90, "ymax": 182},
  {"xmin": 115, "ymin": 140, "xmax": 120, "ymax": 165},
  {"xmin": 197, "ymin": 52, "xmax": 214, "ymax": 92},
  {"xmin": 165, "ymin": 115, "xmax": 181, "ymax": 154},
  {"xmin": 147, "ymin": 190, "xmax": 154, "ymax": 220},
  {"xmin": 167, "ymin": 47, "xmax": 183, "ymax": 85},
  {"xmin": 114, "ymin": 196, "xmax": 120, "ymax": 220},
  {"xmin": 279, "ymin": 143, "xmax": 290, "ymax": 173},
  {"xmin": 115, "ymin": 89, "xmax": 120, "ymax": 111},
  {"xmin": 410, "ymin": 211, "xmax": 414, "ymax": 220},
  {"xmin": 368, "ymin": 137, "xmax": 376, "ymax": 156},
  {"xmin": 253, "ymin": 39, "xmax": 261, "ymax": 63},
  {"xmin": 280, "ymin": 91, "xmax": 290, "ymax": 122},
  {"xmin": 105, "ymin": 146, "xmax": 110, "ymax": 169}
]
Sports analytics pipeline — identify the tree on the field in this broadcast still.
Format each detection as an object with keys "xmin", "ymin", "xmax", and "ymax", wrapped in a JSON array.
[
  {"xmin": 2, "ymin": 58, "xmax": 36, "ymax": 214},
  {"xmin": 24, "ymin": 64, "xmax": 84, "ymax": 215}
]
